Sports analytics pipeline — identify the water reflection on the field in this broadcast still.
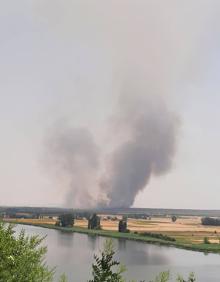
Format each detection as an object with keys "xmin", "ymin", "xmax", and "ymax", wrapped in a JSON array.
[
  {"xmin": 118, "ymin": 238, "xmax": 126, "ymax": 250},
  {"xmin": 87, "ymin": 234, "xmax": 97, "ymax": 251},
  {"xmin": 114, "ymin": 240, "xmax": 169, "ymax": 266},
  {"xmin": 15, "ymin": 225, "xmax": 220, "ymax": 282},
  {"xmin": 55, "ymin": 231, "xmax": 74, "ymax": 248}
]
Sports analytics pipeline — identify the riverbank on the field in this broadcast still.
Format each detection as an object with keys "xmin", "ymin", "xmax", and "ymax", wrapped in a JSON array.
[{"xmin": 6, "ymin": 220, "xmax": 220, "ymax": 254}]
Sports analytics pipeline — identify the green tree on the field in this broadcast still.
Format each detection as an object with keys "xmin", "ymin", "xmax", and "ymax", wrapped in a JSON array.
[
  {"xmin": 57, "ymin": 214, "xmax": 75, "ymax": 227},
  {"xmin": 118, "ymin": 219, "xmax": 128, "ymax": 233},
  {"xmin": 88, "ymin": 214, "xmax": 101, "ymax": 230},
  {"xmin": 171, "ymin": 216, "xmax": 177, "ymax": 222},
  {"xmin": 0, "ymin": 222, "xmax": 66, "ymax": 282},
  {"xmin": 88, "ymin": 239, "xmax": 125, "ymax": 282},
  {"xmin": 0, "ymin": 222, "xmax": 53, "ymax": 282}
]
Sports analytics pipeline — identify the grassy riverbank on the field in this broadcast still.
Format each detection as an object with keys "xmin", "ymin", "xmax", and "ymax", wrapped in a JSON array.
[{"xmin": 6, "ymin": 220, "xmax": 220, "ymax": 254}]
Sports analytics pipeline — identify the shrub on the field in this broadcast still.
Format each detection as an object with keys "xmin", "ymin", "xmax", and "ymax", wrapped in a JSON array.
[
  {"xmin": 171, "ymin": 216, "xmax": 177, "ymax": 222},
  {"xmin": 88, "ymin": 214, "xmax": 101, "ymax": 230},
  {"xmin": 203, "ymin": 237, "xmax": 210, "ymax": 244},
  {"xmin": 141, "ymin": 232, "xmax": 176, "ymax": 242},
  {"xmin": 0, "ymin": 222, "xmax": 66, "ymax": 282},
  {"xmin": 58, "ymin": 214, "xmax": 75, "ymax": 227}
]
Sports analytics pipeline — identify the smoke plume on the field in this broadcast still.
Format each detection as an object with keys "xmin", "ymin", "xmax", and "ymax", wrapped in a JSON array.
[
  {"xmin": 44, "ymin": 81, "xmax": 179, "ymax": 208},
  {"xmin": 39, "ymin": 1, "xmax": 212, "ymax": 208},
  {"xmin": 44, "ymin": 125, "xmax": 100, "ymax": 208},
  {"xmin": 101, "ymin": 89, "xmax": 179, "ymax": 208}
]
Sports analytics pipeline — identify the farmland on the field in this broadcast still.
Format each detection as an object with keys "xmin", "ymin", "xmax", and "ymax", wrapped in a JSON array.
[{"xmin": 5, "ymin": 215, "xmax": 220, "ymax": 250}]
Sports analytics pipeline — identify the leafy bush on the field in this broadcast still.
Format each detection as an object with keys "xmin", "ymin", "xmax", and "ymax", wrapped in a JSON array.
[
  {"xmin": 88, "ymin": 214, "xmax": 101, "ymax": 230},
  {"xmin": 141, "ymin": 232, "xmax": 176, "ymax": 242},
  {"xmin": 177, "ymin": 272, "xmax": 196, "ymax": 282},
  {"xmin": 57, "ymin": 214, "xmax": 75, "ymax": 227},
  {"xmin": 203, "ymin": 237, "xmax": 210, "ymax": 244},
  {"xmin": 171, "ymin": 216, "xmax": 177, "ymax": 222},
  {"xmin": 0, "ymin": 222, "xmax": 65, "ymax": 282}
]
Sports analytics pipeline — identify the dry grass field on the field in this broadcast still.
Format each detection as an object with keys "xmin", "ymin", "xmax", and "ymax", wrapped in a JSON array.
[
  {"xmin": 6, "ymin": 218, "xmax": 57, "ymax": 225},
  {"xmin": 99, "ymin": 216, "xmax": 220, "ymax": 244},
  {"xmin": 6, "ymin": 215, "xmax": 220, "ymax": 245}
]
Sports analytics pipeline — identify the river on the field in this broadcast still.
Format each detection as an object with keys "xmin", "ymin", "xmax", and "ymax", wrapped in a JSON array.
[{"xmin": 15, "ymin": 224, "xmax": 220, "ymax": 282}]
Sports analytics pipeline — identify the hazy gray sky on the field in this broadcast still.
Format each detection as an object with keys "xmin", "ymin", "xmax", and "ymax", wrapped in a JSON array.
[{"xmin": 0, "ymin": 1, "xmax": 220, "ymax": 209}]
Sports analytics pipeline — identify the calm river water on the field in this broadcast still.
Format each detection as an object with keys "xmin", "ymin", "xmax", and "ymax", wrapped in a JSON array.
[{"xmin": 16, "ymin": 225, "xmax": 220, "ymax": 282}]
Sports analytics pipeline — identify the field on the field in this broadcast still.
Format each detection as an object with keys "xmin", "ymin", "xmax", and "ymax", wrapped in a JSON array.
[
  {"xmin": 6, "ymin": 215, "xmax": 220, "ymax": 245},
  {"xmin": 75, "ymin": 216, "xmax": 220, "ymax": 244}
]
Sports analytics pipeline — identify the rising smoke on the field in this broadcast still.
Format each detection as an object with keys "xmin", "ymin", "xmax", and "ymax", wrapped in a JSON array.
[
  {"xmin": 45, "ymin": 82, "xmax": 178, "ymax": 208},
  {"xmin": 44, "ymin": 125, "xmax": 100, "ymax": 208},
  {"xmin": 40, "ymin": 1, "xmax": 212, "ymax": 208},
  {"xmin": 100, "ymin": 81, "xmax": 179, "ymax": 208}
]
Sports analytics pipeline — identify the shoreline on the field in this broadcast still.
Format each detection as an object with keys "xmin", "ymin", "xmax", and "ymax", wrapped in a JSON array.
[{"xmin": 6, "ymin": 220, "xmax": 220, "ymax": 254}]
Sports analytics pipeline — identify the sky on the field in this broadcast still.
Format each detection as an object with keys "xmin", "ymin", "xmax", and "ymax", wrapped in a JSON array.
[{"xmin": 0, "ymin": 1, "xmax": 220, "ymax": 209}]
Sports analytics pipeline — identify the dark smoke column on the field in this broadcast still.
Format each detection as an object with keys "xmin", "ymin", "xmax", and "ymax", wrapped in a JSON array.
[{"xmin": 101, "ymin": 94, "xmax": 179, "ymax": 208}]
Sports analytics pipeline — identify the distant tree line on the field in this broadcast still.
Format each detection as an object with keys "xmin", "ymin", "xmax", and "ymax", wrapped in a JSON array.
[
  {"xmin": 140, "ymin": 232, "xmax": 176, "ymax": 242},
  {"xmin": 201, "ymin": 217, "xmax": 220, "ymax": 226},
  {"xmin": 125, "ymin": 213, "xmax": 151, "ymax": 220},
  {"xmin": 3, "ymin": 207, "xmax": 73, "ymax": 216},
  {"xmin": 74, "ymin": 212, "xmax": 91, "ymax": 220}
]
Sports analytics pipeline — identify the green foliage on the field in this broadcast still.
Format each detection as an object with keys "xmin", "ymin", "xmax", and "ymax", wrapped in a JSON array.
[
  {"xmin": 141, "ymin": 232, "xmax": 176, "ymax": 242},
  {"xmin": 149, "ymin": 271, "xmax": 196, "ymax": 282},
  {"xmin": 118, "ymin": 220, "xmax": 128, "ymax": 233},
  {"xmin": 59, "ymin": 274, "xmax": 68, "ymax": 282},
  {"xmin": 201, "ymin": 217, "xmax": 220, "ymax": 226},
  {"xmin": 88, "ymin": 214, "xmax": 101, "ymax": 230},
  {"xmin": 88, "ymin": 239, "xmax": 126, "ymax": 282},
  {"xmin": 150, "ymin": 271, "xmax": 170, "ymax": 282},
  {"xmin": 171, "ymin": 216, "xmax": 177, "ymax": 222},
  {"xmin": 177, "ymin": 272, "xmax": 196, "ymax": 282},
  {"xmin": 203, "ymin": 237, "xmax": 210, "ymax": 244},
  {"xmin": 58, "ymin": 214, "xmax": 75, "ymax": 227},
  {"xmin": 0, "ymin": 222, "xmax": 54, "ymax": 282}
]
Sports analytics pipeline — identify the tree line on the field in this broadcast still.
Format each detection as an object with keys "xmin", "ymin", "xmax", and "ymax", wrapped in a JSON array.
[{"xmin": 201, "ymin": 217, "xmax": 220, "ymax": 226}]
